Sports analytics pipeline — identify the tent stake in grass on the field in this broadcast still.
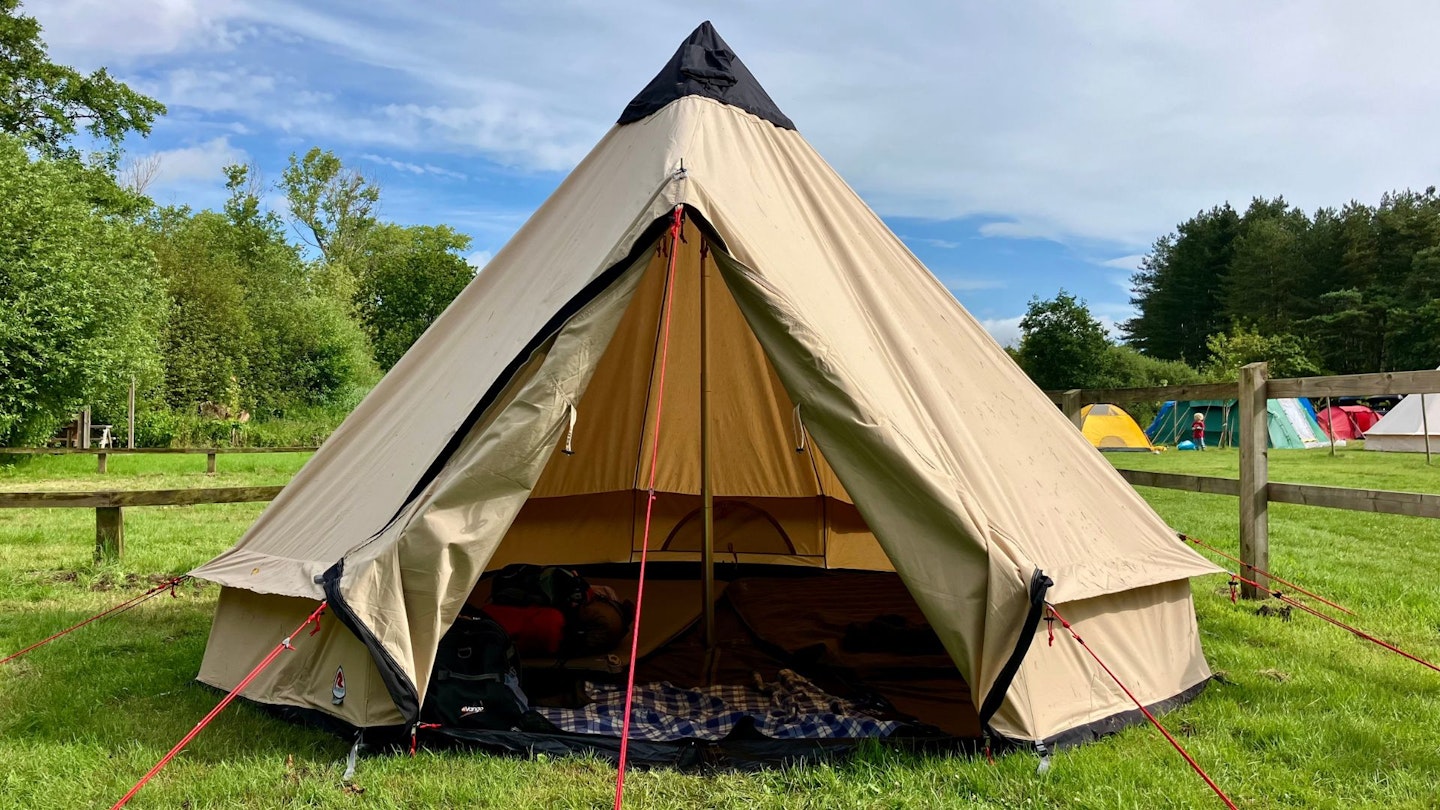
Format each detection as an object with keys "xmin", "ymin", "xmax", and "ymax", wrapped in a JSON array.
[{"xmin": 0, "ymin": 575, "xmax": 189, "ymax": 666}]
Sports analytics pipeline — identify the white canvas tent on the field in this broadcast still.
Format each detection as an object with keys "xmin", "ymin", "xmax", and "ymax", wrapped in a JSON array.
[
  {"xmin": 191, "ymin": 22, "xmax": 1218, "ymax": 754},
  {"xmin": 1364, "ymin": 370, "xmax": 1440, "ymax": 453}
]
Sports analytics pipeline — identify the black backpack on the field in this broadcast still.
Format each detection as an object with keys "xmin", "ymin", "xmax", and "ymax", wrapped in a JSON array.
[
  {"xmin": 421, "ymin": 610, "xmax": 529, "ymax": 730},
  {"xmin": 490, "ymin": 564, "xmax": 592, "ymax": 613}
]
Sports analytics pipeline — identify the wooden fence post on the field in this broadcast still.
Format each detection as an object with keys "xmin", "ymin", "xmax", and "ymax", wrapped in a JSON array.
[
  {"xmin": 1062, "ymin": 389, "xmax": 1084, "ymax": 429},
  {"xmin": 206, "ymin": 452, "xmax": 217, "ymax": 475},
  {"xmin": 1239, "ymin": 362, "xmax": 1270, "ymax": 599},
  {"xmin": 95, "ymin": 506, "xmax": 123, "ymax": 563},
  {"xmin": 97, "ymin": 452, "xmax": 107, "ymax": 474}
]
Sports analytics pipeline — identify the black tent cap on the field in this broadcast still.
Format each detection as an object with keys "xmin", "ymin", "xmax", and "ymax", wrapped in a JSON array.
[{"xmin": 619, "ymin": 21, "xmax": 795, "ymax": 130}]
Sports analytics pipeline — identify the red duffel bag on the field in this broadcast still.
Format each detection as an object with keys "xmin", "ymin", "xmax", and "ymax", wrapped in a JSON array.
[{"xmin": 480, "ymin": 604, "xmax": 566, "ymax": 657}]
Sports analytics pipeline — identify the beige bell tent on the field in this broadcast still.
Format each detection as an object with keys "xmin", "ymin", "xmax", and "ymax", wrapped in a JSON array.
[
  {"xmin": 191, "ymin": 22, "xmax": 1218, "ymax": 757},
  {"xmin": 1364, "ymin": 369, "xmax": 1440, "ymax": 453}
]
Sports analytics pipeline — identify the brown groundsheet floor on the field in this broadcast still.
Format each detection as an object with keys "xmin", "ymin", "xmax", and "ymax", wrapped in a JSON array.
[{"xmin": 521, "ymin": 570, "xmax": 981, "ymax": 739}]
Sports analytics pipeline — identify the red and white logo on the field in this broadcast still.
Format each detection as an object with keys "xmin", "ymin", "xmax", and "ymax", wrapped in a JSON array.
[{"xmin": 332, "ymin": 666, "xmax": 346, "ymax": 705}]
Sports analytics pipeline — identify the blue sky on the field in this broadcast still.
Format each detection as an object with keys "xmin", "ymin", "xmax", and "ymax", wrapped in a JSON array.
[{"xmin": 35, "ymin": 1, "xmax": 1440, "ymax": 345}]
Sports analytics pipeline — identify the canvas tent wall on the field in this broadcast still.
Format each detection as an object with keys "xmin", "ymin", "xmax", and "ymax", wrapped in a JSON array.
[
  {"xmin": 1147, "ymin": 398, "xmax": 1327, "ymax": 449},
  {"xmin": 1080, "ymin": 404, "xmax": 1155, "ymax": 452},
  {"xmin": 190, "ymin": 22, "xmax": 1218, "ymax": 752},
  {"xmin": 1365, "ymin": 382, "xmax": 1440, "ymax": 453}
]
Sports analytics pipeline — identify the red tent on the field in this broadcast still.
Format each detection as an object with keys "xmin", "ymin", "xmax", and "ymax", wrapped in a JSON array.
[{"xmin": 1315, "ymin": 405, "xmax": 1380, "ymax": 440}]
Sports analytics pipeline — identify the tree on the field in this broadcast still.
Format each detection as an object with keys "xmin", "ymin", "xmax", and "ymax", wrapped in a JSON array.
[
  {"xmin": 1223, "ymin": 198, "xmax": 1310, "ymax": 334},
  {"xmin": 148, "ymin": 165, "xmax": 377, "ymax": 416},
  {"xmin": 0, "ymin": 0, "xmax": 165, "ymax": 157},
  {"xmin": 279, "ymin": 148, "xmax": 379, "ymax": 303},
  {"xmin": 1124, "ymin": 204, "xmax": 1240, "ymax": 363},
  {"xmin": 0, "ymin": 136, "xmax": 164, "ymax": 444},
  {"xmin": 1200, "ymin": 326, "xmax": 1322, "ymax": 381},
  {"xmin": 1015, "ymin": 291, "xmax": 1114, "ymax": 390},
  {"xmin": 355, "ymin": 224, "xmax": 475, "ymax": 369}
]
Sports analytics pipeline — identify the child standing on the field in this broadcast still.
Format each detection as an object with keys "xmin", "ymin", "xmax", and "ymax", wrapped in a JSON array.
[{"xmin": 1191, "ymin": 412, "xmax": 1206, "ymax": 451}]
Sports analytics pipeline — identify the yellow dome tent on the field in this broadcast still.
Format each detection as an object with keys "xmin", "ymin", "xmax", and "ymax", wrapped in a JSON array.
[{"xmin": 1081, "ymin": 404, "xmax": 1156, "ymax": 452}]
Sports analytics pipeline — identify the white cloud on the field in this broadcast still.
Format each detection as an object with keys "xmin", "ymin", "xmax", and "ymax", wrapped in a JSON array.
[
  {"xmin": 37, "ymin": 2, "xmax": 1440, "ymax": 251},
  {"xmin": 466, "ymin": 250, "xmax": 494, "ymax": 270},
  {"xmin": 32, "ymin": 0, "xmax": 250, "ymax": 61},
  {"xmin": 980, "ymin": 315, "xmax": 1024, "ymax": 348},
  {"xmin": 976, "ymin": 221, "xmax": 1058, "ymax": 241},
  {"xmin": 1099, "ymin": 254, "xmax": 1146, "ymax": 271},
  {"xmin": 141, "ymin": 136, "xmax": 247, "ymax": 187},
  {"xmin": 360, "ymin": 153, "xmax": 467, "ymax": 180}
]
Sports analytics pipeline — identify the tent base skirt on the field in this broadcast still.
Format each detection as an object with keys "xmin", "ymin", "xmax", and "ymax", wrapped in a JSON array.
[
  {"xmin": 1038, "ymin": 676, "xmax": 1211, "ymax": 753},
  {"xmin": 247, "ymin": 677, "xmax": 1209, "ymax": 772}
]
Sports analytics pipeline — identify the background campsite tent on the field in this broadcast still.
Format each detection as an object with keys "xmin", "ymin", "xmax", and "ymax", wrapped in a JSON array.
[
  {"xmin": 1315, "ymin": 404, "xmax": 1380, "ymax": 441},
  {"xmin": 189, "ymin": 22, "xmax": 1219, "ymax": 758},
  {"xmin": 1148, "ymin": 398, "xmax": 1327, "ymax": 449},
  {"xmin": 1080, "ymin": 404, "xmax": 1155, "ymax": 452},
  {"xmin": 1364, "ymin": 388, "xmax": 1440, "ymax": 453}
]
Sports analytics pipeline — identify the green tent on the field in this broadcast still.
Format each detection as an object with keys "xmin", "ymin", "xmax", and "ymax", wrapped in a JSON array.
[{"xmin": 1146, "ymin": 398, "xmax": 1328, "ymax": 449}]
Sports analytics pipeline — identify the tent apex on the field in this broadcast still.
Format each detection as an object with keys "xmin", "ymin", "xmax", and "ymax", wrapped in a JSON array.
[{"xmin": 619, "ymin": 21, "xmax": 795, "ymax": 130}]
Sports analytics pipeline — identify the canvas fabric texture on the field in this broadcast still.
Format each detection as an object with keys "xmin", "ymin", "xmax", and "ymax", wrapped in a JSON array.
[
  {"xmin": 193, "ymin": 30, "xmax": 1218, "ymax": 745},
  {"xmin": 1365, "ymin": 374, "xmax": 1440, "ymax": 452}
]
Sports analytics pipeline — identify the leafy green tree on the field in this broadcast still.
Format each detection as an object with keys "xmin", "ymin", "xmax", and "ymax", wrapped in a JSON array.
[
  {"xmin": 0, "ymin": 0, "xmax": 165, "ymax": 157},
  {"xmin": 355, "ymin": 224, "xmax": 475, "ymax": 369},
  {"xmin": 279, "ymin": 148, "xmax": 379, "ymax": 304},
  {"xmin": 1016, "ymin": 291, "xmax": 1114, "ymax": 390},
  {"xmin": 0, "ymin": 136, "xmax": 164, "ymax": 444},
  {"xmin": 1200, "ymin": 326, "xmax": 1322, "ymax": 381},
  {"xmin": 1101, "ymin": 346, "xmax": 1201, "ymax": 389},
  {"xmin": 149, "ymin": 165, "xmax": 377, "ymax": 416}
]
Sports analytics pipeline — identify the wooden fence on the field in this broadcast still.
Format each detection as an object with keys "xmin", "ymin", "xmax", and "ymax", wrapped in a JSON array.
[
  {"xmin": 0, "ymin": 486, "xmax": 283, "ymax": 563},
  {"xmin": 5, "ymin": 366, "xmax": 1440, "ymax": 571},
  {"xmin": 1048, "ymin": 364, "xmax": 1440, "ymax": 598},
  {"xmin": 0, "ymin": 446, "xmax": 318, "ymax": 474}
]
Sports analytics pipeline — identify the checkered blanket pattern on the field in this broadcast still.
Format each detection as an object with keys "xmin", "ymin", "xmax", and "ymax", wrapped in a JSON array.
[{"xmin": 534, "ymin": 669, "xmax": 900, "ymax": 741}]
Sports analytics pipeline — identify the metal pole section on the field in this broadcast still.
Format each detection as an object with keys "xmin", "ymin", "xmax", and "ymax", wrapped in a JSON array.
[
  {"xmin": 1238, "ymin": 363, "xmax": 1270, "ymax": 599},
  {"xmin": 128, "ymin": 376, "xmax": 136, "ymax": 450},
  {"xmin": 1423, "ymin": 393, "xmax": 1432, "ymax": 467},
  {"xmin": 699, "ymin": 242, "xmax": 715, "ymax": 650}
]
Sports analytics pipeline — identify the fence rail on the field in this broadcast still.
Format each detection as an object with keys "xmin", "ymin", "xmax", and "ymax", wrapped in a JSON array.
[
  {"xmin": 0, "ymin": 486, "xmax": 283, "ymax": 561},
  {"xmin": 1114, "ymin": 469, "xmax": 1440, "ymax": 519},
  {"xmin": 1053, "ymin": 364, "xmax": 1440, "ymax": 599},
  {"xmin": 0, "ymin": 446, "xmax": 318, "ymax": 474}
]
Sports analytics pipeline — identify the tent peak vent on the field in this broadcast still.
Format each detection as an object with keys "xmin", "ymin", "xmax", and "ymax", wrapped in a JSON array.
[{"xmin": 619, "ymin": 21, "xmax": 796, "ymax": 131}]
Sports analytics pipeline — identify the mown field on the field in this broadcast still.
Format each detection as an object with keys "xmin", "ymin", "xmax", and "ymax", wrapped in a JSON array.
[{"xmin": 1, "ymin": 448, "xmax": 1439, "ymax": 808}]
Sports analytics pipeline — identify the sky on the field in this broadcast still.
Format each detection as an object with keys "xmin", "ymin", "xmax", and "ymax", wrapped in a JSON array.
[{"xmin": 34, "ymin": 0, "xmax": 1440, "ymax": 346}]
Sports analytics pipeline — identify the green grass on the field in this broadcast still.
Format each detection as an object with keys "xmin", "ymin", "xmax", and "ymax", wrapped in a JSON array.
[{"xmin": 2, "ymin": 450, "xmax": 1440, "ymax": 807}]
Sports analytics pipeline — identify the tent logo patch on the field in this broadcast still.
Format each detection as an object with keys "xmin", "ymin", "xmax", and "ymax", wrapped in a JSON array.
[
  {"xmin": 459, "ymin": 705, "xmax": 485, "ymax": 717},
  {"xmin": 331, "ymin": 666, "xmax": 346, "ymax": 705}
]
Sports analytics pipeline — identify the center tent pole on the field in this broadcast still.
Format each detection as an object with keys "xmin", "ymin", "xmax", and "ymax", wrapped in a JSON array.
[{"xmin": 699, "ymin": 240, "xmax": 716, "ymax": 651}]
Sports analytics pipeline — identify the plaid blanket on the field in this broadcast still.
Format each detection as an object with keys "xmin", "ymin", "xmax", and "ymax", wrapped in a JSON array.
[{"xmin": 534, "ymin": 669, "xmax": 900, "ymax": 741}]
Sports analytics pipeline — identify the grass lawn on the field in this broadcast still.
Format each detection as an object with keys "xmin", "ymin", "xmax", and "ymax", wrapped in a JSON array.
[{"xmin": 1, "ymin": 449, "xmax": 1439, "ymax": 808}]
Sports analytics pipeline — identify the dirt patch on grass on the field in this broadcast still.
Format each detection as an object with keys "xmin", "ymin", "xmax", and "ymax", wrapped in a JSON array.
[{"xmin": 89, "ymin": 572, "xmax": 190, "ymax": 592}]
